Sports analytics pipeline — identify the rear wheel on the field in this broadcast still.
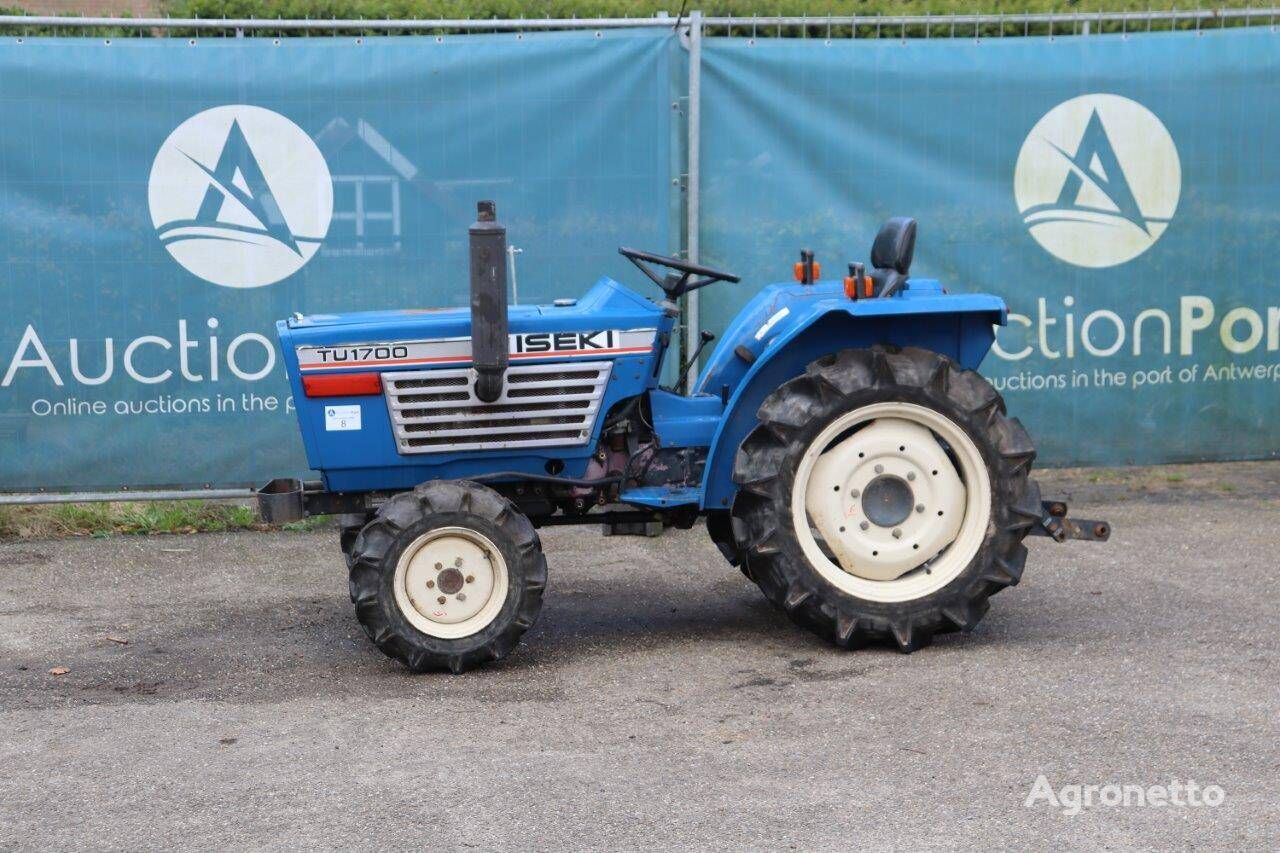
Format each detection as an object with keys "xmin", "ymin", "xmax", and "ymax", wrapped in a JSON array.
[
  {"xmin": 347, "ymin": 480, "xmax": 547, "ymax": 673},
  {"xmin": 731, "ymin": 346, "xmax": 1041, "ymax": 652},
  {"xmin": 706, "ymin": 511, "xmax": 748, "ymax": 577}
]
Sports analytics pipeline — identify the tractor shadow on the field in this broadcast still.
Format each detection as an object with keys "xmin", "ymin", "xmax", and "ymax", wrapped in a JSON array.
[
  {"xmin": 526, "ymin": 572, "xmax": 791, "ymax": 649},
  {"xmin": 1, "ymin": 573, "xmax": 813, "ymax": 709},
  {"xmin": 1, "ymin": 552, "xmax": 1069, "ymax": 711}
]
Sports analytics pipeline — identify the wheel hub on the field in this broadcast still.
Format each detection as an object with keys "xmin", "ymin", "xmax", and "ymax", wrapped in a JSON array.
[
  {"xmin": 394, "ymin": 527, "xmax": 508, "ymax": 638},
  {"xmin": 803, "ymin": 417, "xmax": 967, "ymax": 582},
  {"xmin": 861, "ymin": 474, "xmax": 915, "ymax": 528},
  {"xmin": 436, "ymin": 567, "xmax": 466, "ymax": 595}
]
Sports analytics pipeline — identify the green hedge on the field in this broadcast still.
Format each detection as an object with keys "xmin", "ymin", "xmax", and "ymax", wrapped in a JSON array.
[
  {"xmin": 161, "ymin": 0, "xmax": 1261, "ymax": 20},
  {"xmin": 4, "ymin": 0, "xmax": 1270, "ymax": 20}
]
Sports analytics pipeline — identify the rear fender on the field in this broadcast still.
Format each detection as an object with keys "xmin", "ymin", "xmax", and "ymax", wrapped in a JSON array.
[{"xmin": 698, "ymin": 282, "xmax": 1005, "ymax": 510}]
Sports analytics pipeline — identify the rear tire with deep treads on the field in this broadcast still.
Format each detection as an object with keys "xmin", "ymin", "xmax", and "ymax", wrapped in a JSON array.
[
  {"xmin": 347, "ymin": 480, "xmax": 547, "ymax": 673},
  {"xmin": 706, "ymin": 511, "xmax": 750, "ymax": 579},
  {"xmin": 730, "ymin": 345, "xmax": 1041, "ymax": 653}
]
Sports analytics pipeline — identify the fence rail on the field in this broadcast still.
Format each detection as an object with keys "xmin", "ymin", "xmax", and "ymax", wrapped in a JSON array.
[
  {"xmin": 0, "ymin": 489, "xmax": 255, "ymax": 506},
  {"xmin": 1, "ymin": 8, "xmax": 1279, "ymax": 36},
  {"xmin": 0, "ymin": 14, "xmax": 677, "ymax": 30}
]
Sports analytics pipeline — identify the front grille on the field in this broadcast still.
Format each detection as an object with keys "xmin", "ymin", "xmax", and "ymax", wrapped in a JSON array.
[
  {"xmin": 382, "ymin": 361, "xmax": 613, "ymax": 454},
  {"xmin": 507, "ymin": 369, "xmax": 600, "ymax": 384}
]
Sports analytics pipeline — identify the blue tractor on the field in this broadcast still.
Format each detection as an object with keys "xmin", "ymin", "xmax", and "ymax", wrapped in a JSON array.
[{"xmin": 260, "ymin": 201, "xmax": 1108, "ymax": 673}]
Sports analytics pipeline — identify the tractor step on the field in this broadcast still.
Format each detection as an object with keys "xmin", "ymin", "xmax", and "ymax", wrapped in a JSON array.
[{"xmin": 1028, "ymin": 500, "xmax": 1111, "ymax": 542}]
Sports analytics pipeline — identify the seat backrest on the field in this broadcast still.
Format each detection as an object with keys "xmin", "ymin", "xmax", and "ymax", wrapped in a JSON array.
[
  {"xmin": 869, "ymin": 217, "xmax": 917, "ymax": 297},
  {"xmin": 871, "ymin": 217, "xmax": 917, "ymax": 274}
]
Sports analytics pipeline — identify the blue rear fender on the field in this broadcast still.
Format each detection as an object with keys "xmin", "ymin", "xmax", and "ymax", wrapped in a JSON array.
[{"xmin": 696, "ymin": 279, "xmax": 1006, "ymax": 510}]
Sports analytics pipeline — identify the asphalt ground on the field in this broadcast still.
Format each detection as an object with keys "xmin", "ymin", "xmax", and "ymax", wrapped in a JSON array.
[{"xmin": 1, "ymin": 462, "xmax": 1277, "ymax": 850}]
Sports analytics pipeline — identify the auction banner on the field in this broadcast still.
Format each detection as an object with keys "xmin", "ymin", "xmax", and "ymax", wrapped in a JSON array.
[
  {"xmin": 700, "ymin": 28, "xmax": 1280, "ymax": 466},
  {"xmin": 0, "ymin": 30, "xmax": 677, "ymax": 490}
]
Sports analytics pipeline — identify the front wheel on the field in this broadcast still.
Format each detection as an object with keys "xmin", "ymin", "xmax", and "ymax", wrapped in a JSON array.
[
  {"xmin": 347, "ymin": 480, "xmax": 547, "ymax": 673},
  {"xmin": 731, "ymin": 346, "xmax": 1041, "ymax": 652}
]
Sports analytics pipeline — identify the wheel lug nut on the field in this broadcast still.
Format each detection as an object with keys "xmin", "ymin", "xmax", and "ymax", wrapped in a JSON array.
[
  {"xmin": 454, "ymin": 557, "xmax": 463, "ymax": 567},
  {"xmin": 892, "ymin": 528, "xmax": 903, "ymax": 539},
  {"xmin": 916, "ymin": 504, "xmax": 925, "ymax": 513},
  {"xmin": 907, "ymin": 472, "xmax": 916, "ymax": 482},
  {"xmin": 465, "ymin": 575, "xmax": 475, "ymax": 583},
  {"xmin": 457, "ymin": 593, "xmax": 467, "ymax": 602},
  {"xmin": 860, "ymin": 521, "xmax": 870, "ymax": 531},
  {"xmin": 874, "ymin": 464, "xmax": 884, "ymax": 474},
  {"xmin": 850, "ymin": 489, "xmax": 860, "ymax": 498},
  {"xmin": 426, "ymin": 580, "xmax": 435, "ymax": 588},
  {"xmin": 434, "ymin": 562, "xmax": 442, "ymax": 570},
  {"xmin": 437, "ymin": 596, "xmax": 446, "ymax": 605}
]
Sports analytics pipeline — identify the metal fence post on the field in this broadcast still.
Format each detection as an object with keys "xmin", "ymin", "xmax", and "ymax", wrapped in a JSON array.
[{"xmin": 684, "ymin": 10, "xmax": 703, "ymax": 392}]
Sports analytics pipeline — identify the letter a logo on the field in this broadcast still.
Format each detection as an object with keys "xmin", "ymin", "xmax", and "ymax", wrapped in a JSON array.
[
  {"xmin": 1014, "ymin": 94, "xmax": 1180, "ymax": 268},
  {"xmin": 149, "ymin": 105, "xmax": 333, "ymax": 288}
]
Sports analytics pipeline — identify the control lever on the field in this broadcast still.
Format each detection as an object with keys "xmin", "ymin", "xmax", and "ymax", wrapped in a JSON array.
[
  {"xmin": 846, "ymin": 261, "xmax": 868, "ymax": 300},
  {"xmin": 680, "ymin": 330, "xmax": 716, "ymax": 380},
  {"xmin": 796, "ymin": 249, "xmax": 817, "ymax": 285}
]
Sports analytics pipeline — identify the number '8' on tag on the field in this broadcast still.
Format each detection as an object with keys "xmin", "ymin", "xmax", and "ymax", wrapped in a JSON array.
[{"xmin": 325, "ymin": 405, "xmax": 362, "ymax": 431}]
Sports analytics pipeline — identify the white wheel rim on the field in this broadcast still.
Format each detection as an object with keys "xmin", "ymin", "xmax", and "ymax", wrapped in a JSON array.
[
  {"xmin": 393, "ymin": 526, "xmax": 509, "ymax": 639},
  {"xmin": 791, "ymin": 402, "xmax": 991, "ymax": 604}
]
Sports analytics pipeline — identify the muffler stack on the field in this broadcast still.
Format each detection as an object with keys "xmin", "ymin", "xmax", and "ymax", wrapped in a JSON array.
[{"xmin": 469, "ymin": 200, "xmax": 509, "ymax": 403}]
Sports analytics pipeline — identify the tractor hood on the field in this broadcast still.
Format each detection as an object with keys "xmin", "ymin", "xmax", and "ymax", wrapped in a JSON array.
[{"xmin": 283, "ymin": 276, "xmax": 663, "ymax": 343}]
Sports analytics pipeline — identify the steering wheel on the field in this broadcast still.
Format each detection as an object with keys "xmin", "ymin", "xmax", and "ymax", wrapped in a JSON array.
[{"xmin": 618, "ymin": 247, "xmax": 740, "ymax": 299}]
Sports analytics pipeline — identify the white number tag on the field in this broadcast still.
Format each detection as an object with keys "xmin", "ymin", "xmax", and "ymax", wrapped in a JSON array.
[{"xmin": 325, "ymin": 405, "xmax": 362, "ymax": 432}]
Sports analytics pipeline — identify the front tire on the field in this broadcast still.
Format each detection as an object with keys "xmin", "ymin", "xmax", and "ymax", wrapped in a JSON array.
[
  {"xmin": 347, "ymin": 480, "xmax": 547, "ymax": 673},
  {"xmin": 339, "ymin": 512, "xmax": 373, "ymax": 568},
  {"xmin": 731, "ymin": 346, "xmax": 1041, "ymax": 653}
]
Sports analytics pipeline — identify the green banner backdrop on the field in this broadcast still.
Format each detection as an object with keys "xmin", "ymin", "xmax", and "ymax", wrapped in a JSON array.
[
  {"xmin": 1, "ymin": 26, "xmax": 1277, "ymax": 491},
  {"xmin": 699, "ymin": 27, "xmax": 1280, "ymax": 467},
  {"xmin": 0, "ymin": 29, "xmax": 678, "ymax": 490}
]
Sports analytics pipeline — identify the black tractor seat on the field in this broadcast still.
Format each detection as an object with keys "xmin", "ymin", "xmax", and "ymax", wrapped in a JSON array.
[{"xmin": 869, "ymin": 217, "xmax": 917, "ymax": 298}]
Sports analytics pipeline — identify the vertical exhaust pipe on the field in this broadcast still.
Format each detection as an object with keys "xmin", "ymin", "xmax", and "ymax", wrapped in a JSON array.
[{"xmin": 469, "ymin": 200, "xmax": 509, "ymax": 403}]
